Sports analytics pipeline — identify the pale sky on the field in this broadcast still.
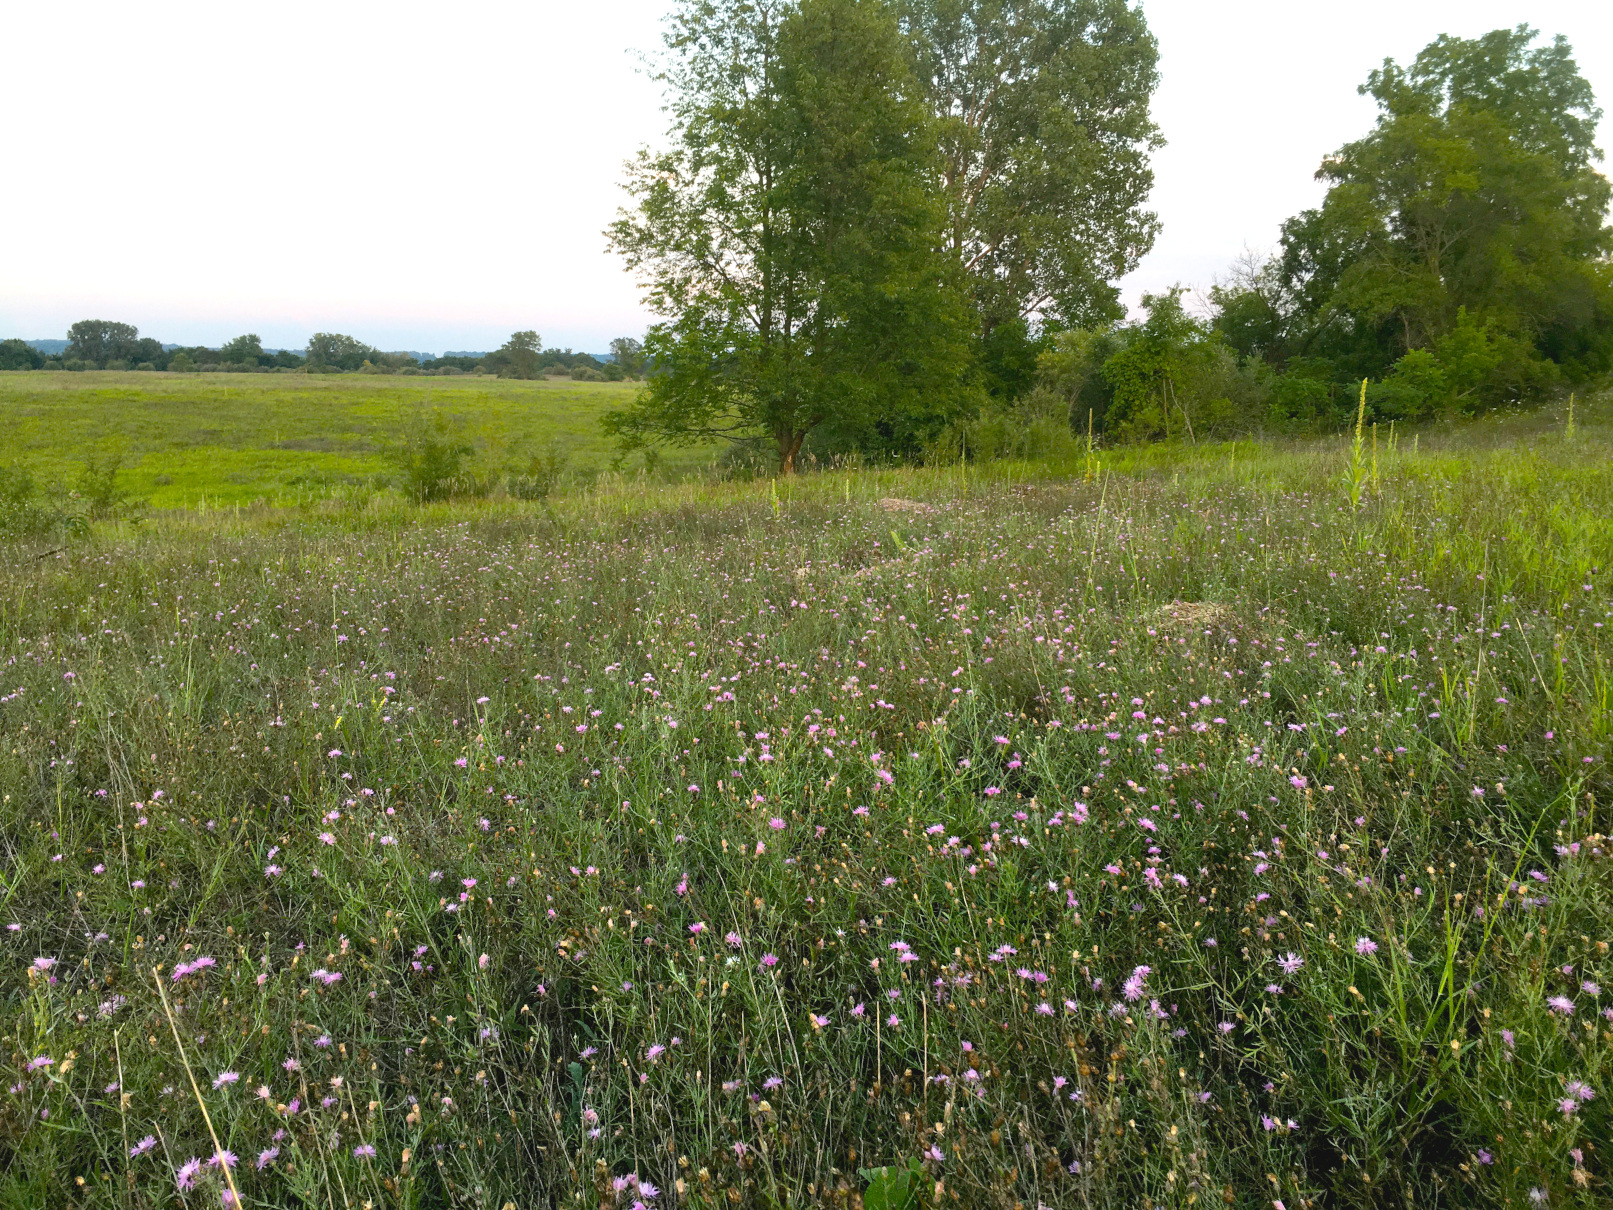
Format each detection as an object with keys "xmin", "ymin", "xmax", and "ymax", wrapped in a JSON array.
[{"xmin": 2, "ymin": 0, "xmax": 1609, "ymax": 354}]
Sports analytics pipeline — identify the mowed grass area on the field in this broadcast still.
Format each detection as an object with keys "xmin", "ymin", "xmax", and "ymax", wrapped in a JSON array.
[
  {"xmin": 1, "ymin": 399, "xmax": 1611, "ymax": 1208},
  {"xmin": 0, "ymin": 371, "xmax": 708, "ymax": 508}
]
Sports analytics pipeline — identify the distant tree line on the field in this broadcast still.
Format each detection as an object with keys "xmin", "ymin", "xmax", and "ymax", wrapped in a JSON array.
[{"xmin": 0, "ymin": 323, "xmax": 647, "ymax": 380}]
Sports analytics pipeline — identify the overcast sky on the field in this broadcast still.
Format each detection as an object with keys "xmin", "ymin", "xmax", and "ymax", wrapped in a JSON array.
[{"xmin": 2, "ymin": 0, "xmax": 1609, "ymax": 354}]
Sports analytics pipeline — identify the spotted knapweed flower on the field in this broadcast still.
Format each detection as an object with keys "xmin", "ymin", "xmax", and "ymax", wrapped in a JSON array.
[
  {"xmin": 1354, "ymin": 937, "xmax": 1378, "ymax": 956},
  {"xmin": 1121, "ymin": 965, "xmax": 1150, "ymax": 1002},
  {"xmin": 175, "ymin": 1159, "xmax": 202, "ymax": 1191}
]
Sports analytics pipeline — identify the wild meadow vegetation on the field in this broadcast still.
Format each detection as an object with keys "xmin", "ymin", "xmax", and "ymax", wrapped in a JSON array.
[
  {"xmin": 0, "ymin": 373, "xmax": 703, "ymax": 511},
  {"xmin": 2, "ymin": 392, "xmax": 1610, "ymax": 1208},
  {"xmin": 4, "ymin": 0, "xmax": 1611, "ymax": 1204}
]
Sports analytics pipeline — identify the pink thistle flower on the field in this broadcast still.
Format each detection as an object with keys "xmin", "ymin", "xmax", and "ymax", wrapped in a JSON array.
[{"xmin": 1121, "ymin": 965, "xmax": 1149, "ymax": 1002}]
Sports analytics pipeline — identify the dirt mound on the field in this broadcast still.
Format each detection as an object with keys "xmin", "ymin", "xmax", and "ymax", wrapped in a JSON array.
[
  {"xmin": 1141, "ymin": 600, "xmax": 1247, "ymax": 641},
  {"xmin": 877, "ymin": 496, "xmax": 935, "ymax": 515}
]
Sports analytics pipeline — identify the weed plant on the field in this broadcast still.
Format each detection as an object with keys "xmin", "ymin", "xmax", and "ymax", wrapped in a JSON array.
[{"xmin": 0, "ymin": 401, "xmax": 1610, "ymax": 1208}]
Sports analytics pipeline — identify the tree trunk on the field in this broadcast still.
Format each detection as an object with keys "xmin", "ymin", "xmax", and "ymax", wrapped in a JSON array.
[{"xmin": 778, "ymin": 430, "xmax": 806, "ymax": 476}]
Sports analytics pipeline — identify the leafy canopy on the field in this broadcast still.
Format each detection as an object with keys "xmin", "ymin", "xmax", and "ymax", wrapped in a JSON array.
[
  {"xmin": 607, "ymin": 0, "xmax": 979, "ymax": 472},
  {"xmin": 1211, "ymin": 25, "xmax": 1613, "ymax": 421},
  {"xmin": 900, "ymin": 0, "xmax": 1161, "ymax": 332}
]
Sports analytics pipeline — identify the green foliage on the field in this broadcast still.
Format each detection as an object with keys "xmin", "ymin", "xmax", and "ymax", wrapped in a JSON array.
[
  {"xmin": 0, "ymin": 338, "xmax": 45, "ymax": 370},
  {"xmin": 219, "ymin": 333, "xmax": 264, "ymax": 365},
  {"xmin": 929, "ymin": 383, "xmax": 1081, "ymax": 462},
  {"xmin": 1210, "ymin": 26, "xmax": 1613, "ymax": 425},
  {"xmin": 609, "ymin": 336, "xmax": 647, "ymax": 377},
  {"xmin": 977, "ymin": 315, "xmax": 1044, "ymax": 401},
  {"xmin": 306, "ymin": 332, "xmax": 382, "ymax": 372},
  {"xmin": 65, "ymin": 319, "xmax": 141, "ymax": 369},
  {"xmin": 487, "ymin": 330, "xmax": 544, "ymax": 379},
  {"xmin": 75, "ymin": 446, "xmax": 131, "ymax": 518},
  {"xmin": 505, "ymin": 441, "xmax": 571, "ymax": 499},
  {"xmin": 607, "ymin": 0, "xmax": 981, "ymax": 473},
  {"xmin": 1091, "ymin": 289, "xmax": 1269, "ymax": 443},
  {"xmin": 902, "ymin": 0, "xmax": 1162, "ymax": 333},
  {"xmin": 386, "ymin": 411, "xmax": 475, "ymax": 502},
  {"xmin": 859, "ymin": 1158, "xmax": 924, "ymax": 1209}
]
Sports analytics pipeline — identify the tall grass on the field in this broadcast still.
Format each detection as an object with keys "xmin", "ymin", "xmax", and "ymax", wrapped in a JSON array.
[{"xmin": 1, "ymin": 400, "xmax": 1610, "ymax": 1208}]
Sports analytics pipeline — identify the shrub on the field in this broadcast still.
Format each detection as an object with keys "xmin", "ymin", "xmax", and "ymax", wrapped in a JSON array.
[
  {"xmin": 76, "ymin": 448, "xmax": 129, "ymax": 518},
  {"xmin": 387, "ymin": 413, "xmax": 475, "ymax": 502},
  {"xmin": 505, "ymin": 443, "xmax": 571, "ymax": 499},
  {"xmin": 928, "ymin": 386, "xmax": 1082, "ymax": 463}
]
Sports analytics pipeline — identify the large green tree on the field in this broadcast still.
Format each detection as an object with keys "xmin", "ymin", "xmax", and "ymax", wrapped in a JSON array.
[
  {"xmin": 487, "ymin": 331, "xmax": 543, "ymax": 379},
  {"xmin": 0, "ymin": 339, "xmax": 45, "ymax": 371},
  {"xmin": 66, "ymin": 320, "xmax": 141, "ymax": 368},
  {"xmin": 607, "ymin": 0, "xmax": 978, "ymax": 473},
  {"xmin": 609, "ymin": 337, "xmax": 647, "ymax": 377},
  {"xmin": 900, "ymin": 0, "xmax": 1161, "ymax": 334},
  {"xmin": 220, "ymin": 334, "xmax": 264, "ymax": 365},
  {"xmin": 1215, "ymin": 26, "xmax": 1613, "ymax": 413},
  {"xmin": 305, "ymin": 332, "xmax": 380, "ymax": 372}
]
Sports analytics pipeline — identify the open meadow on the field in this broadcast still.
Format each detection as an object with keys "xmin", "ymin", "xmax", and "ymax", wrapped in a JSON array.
[
  {"xmin": 1, "ymin": 395, "xmax": 1611, "ymax": 1208},
  {"xmin": 0, "ymin": 372, "xmax": 703, "ymax": 510}
]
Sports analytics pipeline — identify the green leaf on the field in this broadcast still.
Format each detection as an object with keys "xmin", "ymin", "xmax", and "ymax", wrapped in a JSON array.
[{"xmin": 857, "ymin": 1157, "xmax": 923, "ymax": 1210}]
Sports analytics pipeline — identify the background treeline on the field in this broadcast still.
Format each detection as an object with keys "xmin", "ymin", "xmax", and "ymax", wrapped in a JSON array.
[
  {"xmin": 934, "ymin": 26, "xmax": 1613, "ymax": 458},
  {"xmin": 0, "ymin": 324, "xmax": 648, "ymax": 381},
  {"xmin": 609, "ymin": 7, "xmax": 1611, "ymax": 472}
]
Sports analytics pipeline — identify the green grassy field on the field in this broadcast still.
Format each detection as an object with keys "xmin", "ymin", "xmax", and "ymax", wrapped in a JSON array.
[
  {"xmin": 1, "ymin": 393, "xmax": 1611, "ymax": 1208},
  {"xmin": 0, "ymin": 371, "xmax": 712, "ymax": 509}
]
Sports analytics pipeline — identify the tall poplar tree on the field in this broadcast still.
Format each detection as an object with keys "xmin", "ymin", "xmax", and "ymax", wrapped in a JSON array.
[
  {"xmin": 899, "ymin": 0, "xmax": 1162, "ymax": 364},
  {"xmin": 606, "ymin": 0, "xmax": 978, "ymax": 473}
]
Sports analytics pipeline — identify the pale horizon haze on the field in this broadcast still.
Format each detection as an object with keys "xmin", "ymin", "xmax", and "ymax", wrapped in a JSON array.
[{"xmin": 2, "ymin": 0, "xmax": 1609, "ymax": 354}]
